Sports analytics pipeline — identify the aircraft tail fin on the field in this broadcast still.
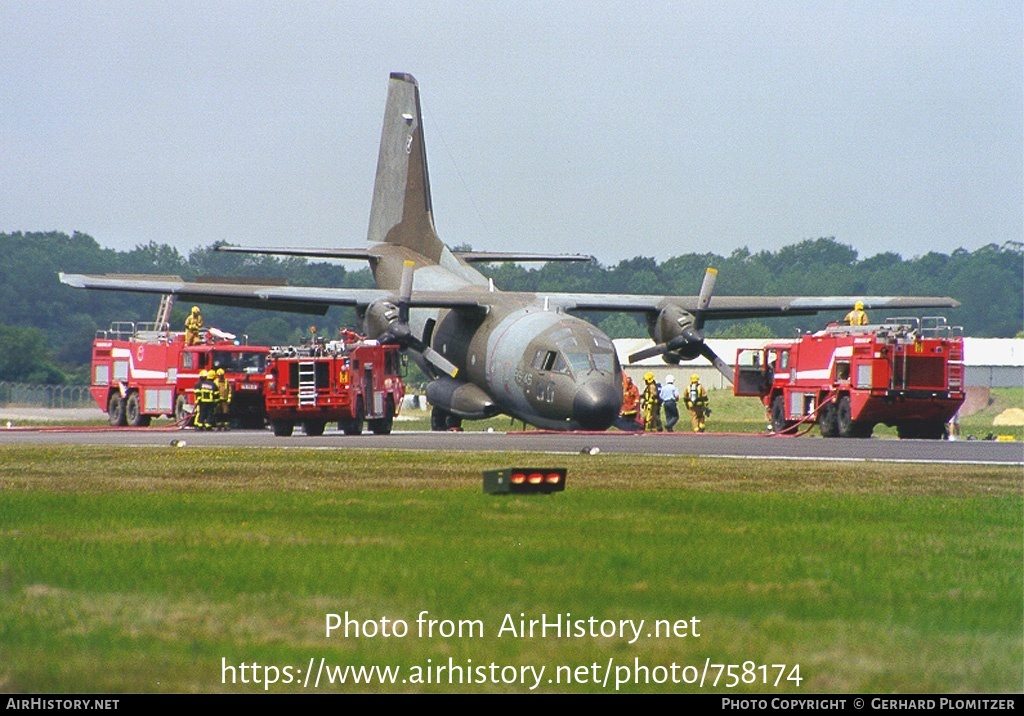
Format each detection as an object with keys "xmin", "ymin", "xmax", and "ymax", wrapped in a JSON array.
[{"xmin": 367, "ymin": 72, "xmax": 445, "ymax": 264}]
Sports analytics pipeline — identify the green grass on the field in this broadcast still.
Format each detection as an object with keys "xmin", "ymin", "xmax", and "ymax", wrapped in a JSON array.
[{"xmin": 0, "ymin": 446, "xmax": 1020, "ymax": 693}]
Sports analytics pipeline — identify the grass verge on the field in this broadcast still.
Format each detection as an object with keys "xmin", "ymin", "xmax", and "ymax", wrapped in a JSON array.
[{"xmin": 0, "ymin": 446, "xmax": 1020, "ymax": 693}]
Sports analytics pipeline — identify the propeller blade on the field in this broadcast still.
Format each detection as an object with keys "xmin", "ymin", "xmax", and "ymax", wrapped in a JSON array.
[
  {"xmin": 629, "ymin": 343, "xmax": 669, "ymax": 363},
  {"xmin": 632, "ymin": 267, "xmax": 724, "ymax": 372},
  {"xmin": 700, "ymin": 343, "xmax": 733, "ymax": 383},
  {"xmin": 404, "ymin": 332, "xmax": 459, "ymax": 378},
  {"xmin": 422, "ymin": 347, "xmax": 459, "ymax": 378},
  {"xmin": 693, "ymin": 267, "xmax": 717, "ymax": 331}
]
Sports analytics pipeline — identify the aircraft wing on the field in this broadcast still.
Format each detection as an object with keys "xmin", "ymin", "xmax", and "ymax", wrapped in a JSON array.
[
  {"xmin": 60, "ymin": 272, "xmax": 959, "ymax": 318},
  {"xmin": 542, "ymin": 293, "xmax": 960, "ymax": 318},
  {"xmin": 58, "ymin": 273, "xmax": 486, "ymax": 314}
]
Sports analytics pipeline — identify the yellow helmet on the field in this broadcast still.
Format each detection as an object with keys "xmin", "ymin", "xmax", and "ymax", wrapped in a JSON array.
[
  {"xmin": 690, "ymin": 373, "xmax": 699, "ymax": 383},
  {"xmin": 191, "ymin": 306, "xmax": 200, "ymax": 313},
  {"xmin": 216, "ymin": 368, "xmax": 225, "ymax": 376},
  {"xmin": 855, "ymin": 301, "xmax": 864, "ymax": 310},
  {"xmin": 643, "ymin": 372, "xmax": 655, "ymax": 383}
]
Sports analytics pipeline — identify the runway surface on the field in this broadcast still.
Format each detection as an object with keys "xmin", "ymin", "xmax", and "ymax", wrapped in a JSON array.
[{"xmin": 0, "ymin": 424, "xmax": 1020, "ymax": 465}]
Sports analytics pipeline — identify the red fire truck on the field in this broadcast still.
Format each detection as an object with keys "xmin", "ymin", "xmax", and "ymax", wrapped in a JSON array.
[
  {"xmin": 264, "ymin": 338, "xmax": 405, "ymax": 437},
  {"xmin": 733, "ymin": 317, "xmax": 965, "ymax": 439},
  {"xmin": 90, "ymin": 320, "xmax": 270, "ymax": 428}
]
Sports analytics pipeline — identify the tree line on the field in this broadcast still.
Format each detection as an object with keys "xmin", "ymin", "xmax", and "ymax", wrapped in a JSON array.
[{"xmin": 0, "ymin": 231, "xmax": 1019, "ymax": 384}]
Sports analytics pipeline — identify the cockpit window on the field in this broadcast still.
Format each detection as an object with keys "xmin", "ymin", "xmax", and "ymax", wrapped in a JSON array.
[
  {"xmin": 565, "ymin": 353, "xmax": 592, "ymax": 374},
  {"xmin": 591, "ymin": 353, "xmax": 616, "ymax": 373},
  {"xmin": 533, "ymin": 349, "xmax": 615, "ymax": 376},
  {"xmin": 533, "ymin": 350, "xmax": 566, "ymax": 373}
]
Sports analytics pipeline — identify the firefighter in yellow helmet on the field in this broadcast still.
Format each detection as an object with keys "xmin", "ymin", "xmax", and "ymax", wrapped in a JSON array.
[
  {"xmin": 194, "ymin": 369, "xmax": 217, "ymax": 429},
  {"xmin": 214, "ymin": 368, "xmax": 231, "ymax": 430},
  {"xmin": 640, "ymin": 371, "xmax": 663, "ymax": 432},
  {"xmin": 185, "ymin": 306, "xmax": 203, "ymax": 345},
  {"xmin": 844, "ymin": 301, "xmax": 868, "ymax": 326},
  {"xmin": 683, "ymin": 373, "xmax": 710, "ymax": 433}
]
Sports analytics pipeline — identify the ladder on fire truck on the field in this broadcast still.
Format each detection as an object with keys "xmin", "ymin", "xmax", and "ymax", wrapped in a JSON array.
[
  {"xmin": 297, "ymin": 361, "xmax": 317, "ymax": 407},
  {"xmin": 154, "ymin": 294, "xmax": 174, "ymax": 331}
]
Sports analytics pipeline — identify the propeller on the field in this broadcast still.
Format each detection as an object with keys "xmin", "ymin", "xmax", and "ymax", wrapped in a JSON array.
[
  {"xmin": 379, "ymin": 261, "xmax": 459, "ymax": 378},
  {"xmin": 628, "ymin": 267, "xmax": 733, "ymax": 382}
]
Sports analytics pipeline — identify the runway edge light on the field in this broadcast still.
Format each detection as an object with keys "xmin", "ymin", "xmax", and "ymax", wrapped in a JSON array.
[{"xmin": 483, "ymin": 468, "xmax": 567, "ymax": 495}]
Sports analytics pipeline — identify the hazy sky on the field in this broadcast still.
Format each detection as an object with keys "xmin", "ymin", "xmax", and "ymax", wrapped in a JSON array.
[{"xmin": 2, "ymin": 1, "xmax": 1020, "ymax": 265}]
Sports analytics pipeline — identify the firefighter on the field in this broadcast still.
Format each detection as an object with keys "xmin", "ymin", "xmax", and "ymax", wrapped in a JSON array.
[
  {"xmin": 844, "ymin": 301, "xmax": 868, "ymax": 326},
  {"xmin": 338, "ymin": 327, "xmax": 362, "ymax": 344},
  {"xmin": 683, "ymin": 373, "xmax": 710, "ymax": 433},
  {"xmin": 641, "ymin": 371, "xmax": 663, "ymax": 432},
  {"xmin": 659, "ymin": 374, "xmax": 680, "ymax": 432},
  {"xmin": 614, "ymin": 374, "xmax": 642, "ymax": 431},
  {"xmin": 191, "ymin": 370, "xmax": 205, "ymax": 428},
  {"xmin": 185, "ymin": 306, "xmax": 203, "ymax": 345},
  {"xmin": 214, "ymin": 368, "xmax": 231, "ymax": 430},
  {"xmin": 193, "ymin": 370, "xmax": 217, "ymax": 429}
]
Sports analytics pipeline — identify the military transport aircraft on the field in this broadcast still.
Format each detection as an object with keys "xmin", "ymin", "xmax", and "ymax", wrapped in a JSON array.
[{"xmin": 60, "ymin": 72, "xmax": 959, "ymax": 432}]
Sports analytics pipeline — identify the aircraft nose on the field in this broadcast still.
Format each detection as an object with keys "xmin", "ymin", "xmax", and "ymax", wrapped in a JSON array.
[{"xmin": 572, "ymin": 380, "xmax": 621, "ymax": 431}]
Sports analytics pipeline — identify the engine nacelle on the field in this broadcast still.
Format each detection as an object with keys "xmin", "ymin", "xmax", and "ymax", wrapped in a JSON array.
[
  {"xmin": 362, "ymin": 300, "xmax": 401, "ymax": 339},
  {"xmin": 426, "ymin": 376, "xmax": 499, "ymax": 419},
  {"xmin": 647, "ymin": 305, "xmax": 702, "ymax": 360}
]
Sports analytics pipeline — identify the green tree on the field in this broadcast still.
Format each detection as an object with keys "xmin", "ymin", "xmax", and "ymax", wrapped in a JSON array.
[
  {"xmin": 597, "ymin": 313, "xmax": 645, "ymax": 338},
  {"xmin": 0, "ymin": 324, "xmax": 68, "ymax": 383}
]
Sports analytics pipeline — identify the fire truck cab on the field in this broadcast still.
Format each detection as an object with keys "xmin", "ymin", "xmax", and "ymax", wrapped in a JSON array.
[
  {"xmin": 734, "ymin": 317, "xmax": 965, "ymax": 439},
  {"xmin": 264, "ymin": 338, "xmax": 405, "ymax": 437},
  {"xmin": 90, "ymin": 321, "xmax": 270, "ymax": 428}
]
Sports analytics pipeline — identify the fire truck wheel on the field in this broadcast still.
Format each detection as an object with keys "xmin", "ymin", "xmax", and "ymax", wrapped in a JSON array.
[
  {"xmin": 107, "ymin": 393, "xmax": 128, "ymax": 427},
  {"xmin": 369, "ymin": 399, "xmax": 395, "ymax": 435},
  {"xmin": 835, "ymin": 395, "xmax": 873, "ymax": 438},
  {"xmin": 896, "ymin": 422, "xmax": 916, "ymax": 439},
  {"xmin": 174, "ymin": 394, "xmax": 190, "ymax": 424},
  {"xmin": 897, "ymin": 421, "xmax": 947, "ymax": 440},
  {"xmin": 272, "ymin": 420, "xmax": 294, "ymax": 437},
  {"xmin": 818, "ymin": 401, "xmax": 839, "ymax": 438},
  {"xmin": 341, "ymin": 400, "xmax": 364, "ymax": 436},
  {"xmin": 920, "ymin": 421, "xmax": 948, "ymax": 440},
  {"xmin": 125, "ymin": 391, "xmax": 151, "ymax": 427},
  {"xmin": 836, "ymin": 395, "xmax": 854, "ymax": 436},
  {"xmin": 770, "ymin": 396, "xmax": 795, "ymax": 435},
  {"xmin": 303, "ymin": 420, "xmax": 326, "ymax": 437}
]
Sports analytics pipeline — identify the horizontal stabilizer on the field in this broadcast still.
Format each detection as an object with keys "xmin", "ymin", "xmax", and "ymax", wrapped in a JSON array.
[
  {"xmin": 216, "ymin": 245, "xmax": 376, "ymax": 261},
  {"xmin": 215, "ymin": 245, "xmax": 592, "ymax": 265},
  {"xmin": 456, "ymin": 251, "xmax": 593, "ymax": 263}
]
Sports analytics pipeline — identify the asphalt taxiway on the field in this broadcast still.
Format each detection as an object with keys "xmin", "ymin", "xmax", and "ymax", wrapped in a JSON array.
[{"xmin": 0, "ymin": 426, "xmax": 1020, "ymax": 465}]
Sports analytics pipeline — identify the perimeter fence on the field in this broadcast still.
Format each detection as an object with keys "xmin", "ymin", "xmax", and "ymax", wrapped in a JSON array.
[{"xmin": 0, "ymin": 382, "xmax": 93, "ymax": 409}]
